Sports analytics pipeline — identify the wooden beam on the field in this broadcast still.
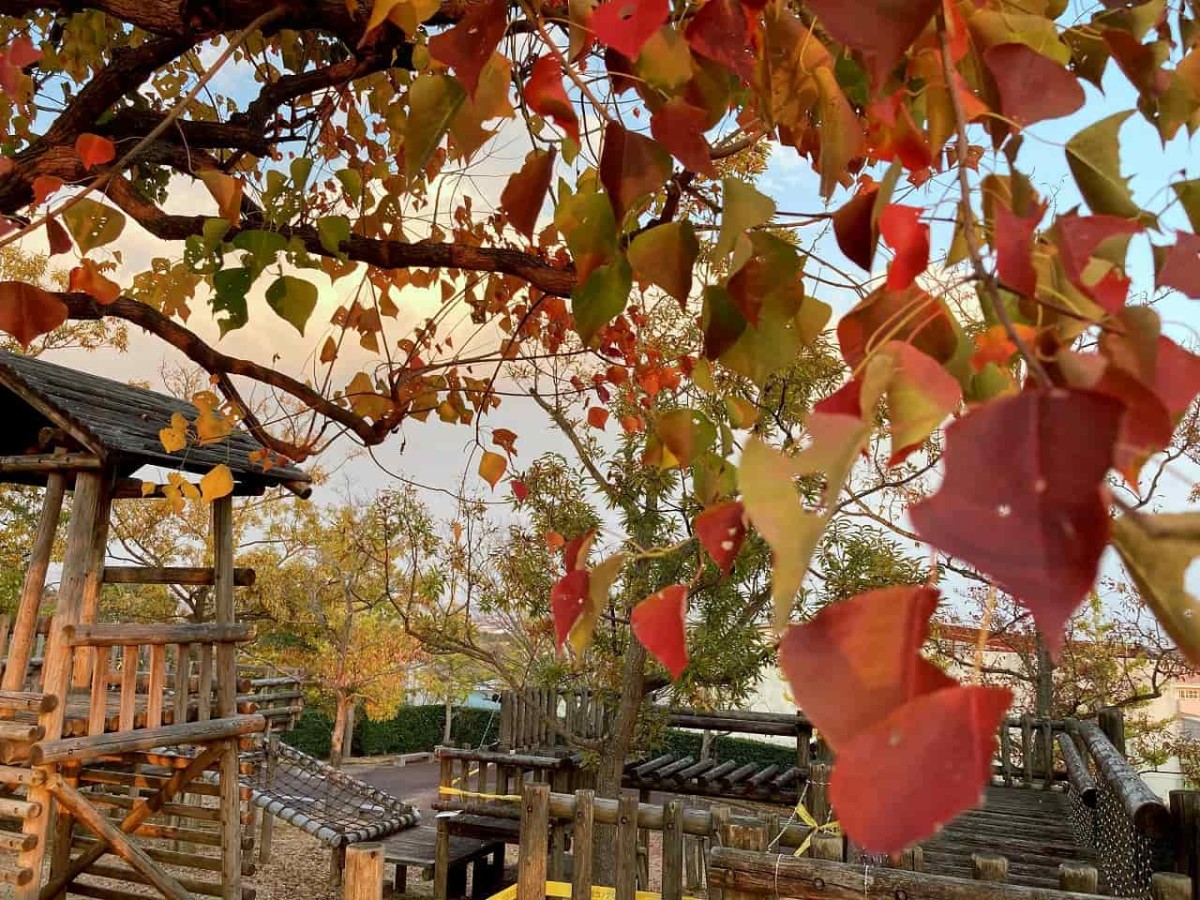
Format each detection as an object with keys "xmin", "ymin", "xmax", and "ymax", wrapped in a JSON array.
[
  {"xmin": 0, "ymin": 454, "xmax": 103, "ymax": 473},
  {"xmin": 213, "ymin": 495, "xmax": 242, "ymax": 900},
  {"xmin": 48, "ymin": 776, "xmax": 191, "ymax": 900},
  {"xmin": 64, "ymin": 622, "xmax": 254, "ymax": 647},
  {"xmin": 102, "ymin": 566, "xmax": 256, "ymax": 587},
  {"xmin": 113, "ymin": 478, "xmax": 265, "ymax": 499},
  {"xmin": 30, "ymin": 714, "xmax": 266, "ymax": 765}
]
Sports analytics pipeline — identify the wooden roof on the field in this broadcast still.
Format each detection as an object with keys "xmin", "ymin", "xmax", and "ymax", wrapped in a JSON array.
[{"xmin": 0, "ymin": 351, "xmax": 309, "ymax": 488}]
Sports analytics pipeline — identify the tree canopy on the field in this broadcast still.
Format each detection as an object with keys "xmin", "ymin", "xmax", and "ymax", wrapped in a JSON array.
[{"xmin": 3, "ymin": 0, "xmax": 1200, "ymax": 855}]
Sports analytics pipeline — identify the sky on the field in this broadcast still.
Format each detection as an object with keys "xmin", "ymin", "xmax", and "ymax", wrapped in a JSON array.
[{"xmin": 14, "ymin": 8, "xmax": 1200, "ymax": 599}]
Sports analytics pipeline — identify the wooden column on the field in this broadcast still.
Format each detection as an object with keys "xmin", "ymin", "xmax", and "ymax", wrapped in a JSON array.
[
  {"xmin": 72, "ymin": 480, "xmax": 112, "ymax": 690},
  {"xmin": 17, "ymin": 472, "xmax": 102, "ymax": 900},
  {"xmin": 808, "ymin": 762, "xmax": 831, "ymax": 825},
  {"xmin": 572, "ymin": 790, "xmax": 595, "ymax": 900},
  {"xmin": 614, "ymin": 793, "xmax": 639, "ymax": 900},
  {"xmin": 662, "ymin": 799, "xmax": 684, "ymax": 900},
  {"xmin": 795, "ymin": 716, "xmax": 811, "ymax": 773},
  {"xmin": 2, "ymin": 472, "xmax": 65, "ymax": 696},
  {"xmin": 344, "ymin": 843, "xmax": 384, "ymax": 900},
  {"xmin": 517, "ymin": 784, "xmax": 549, "ymax": 900},
  {"xmin": 1099, "ymin": 706, "xmax": 1126, "ymax": 756},
  {"xmin": 213, "ymin": 496, "xmax": 242, "ymax": 900}
]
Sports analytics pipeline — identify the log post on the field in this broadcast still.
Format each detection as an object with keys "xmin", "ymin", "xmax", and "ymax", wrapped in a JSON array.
[
  {"xmin": 1170, "ymin": 790, "xmax": 1200, "ymax": 881},
  {"xmin": 517, "ymin": 784, "xmax": 549, "ymax": 900},
  {"xmin": 1099, "ymin": 706, "xmax": 1126, "ymax": 757},
  {"xmin": 972, "ymin": 853, "xmax": 1008, "ymax": 882},
  {"xmin": 810, "ymin": 834, "xmax": 843, "ymax": 861},
  {"xmin": 433, "ymin": 818, "xmax": 451, "ymax": 900},
  {"xmin": 213, "ymin": 495, "xmax": 242, "ymax": 900},
  {"xmin": 572, "ymin": 790, "xmax": 595, "ymax": 900},
  {"xmin": 709, "ymin": 807, "xmax": 729, "ymax": 900},
  {"xmin": 795, "ymin": 715, "xmax": 811, "ymax": 773},
  {"xmin": 895, "ymin": 847, "xmax": 923, "ymax": 872},
  {"xmin": 17, "ymin": 471, "xmax": 102, "ymax": 900},
  {"xmin": 344, "ymin": 843, "xmax": 384, "ymax": 900},
  {"xmin": 662, "ymin": 799, "xmax": 684, "ymax": 900},
  {"xmin": 1058, "ymin": 863, "xmax": 1098, "ymax": 893},
  {"xmin": 615, "ymin": 793, "xmax": 639, "ymax": 900},
  {"xmin": 1021, "ymin": 715, "xmax": 1034, "ymax": 787},
  {"xmin": 1152, "ymin": 872, "xmax": 1192, "ymax": 900},
  {"xmin": 808, "ymin": 762, "xmax": 831, "ymax": 826},
  {"xmin": 2, "ymin": 472, "xmax": 65, "ymax": 697}
]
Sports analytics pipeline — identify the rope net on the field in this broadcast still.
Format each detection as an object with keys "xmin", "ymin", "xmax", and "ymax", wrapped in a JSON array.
[{"xmin": 244, "ymin": 741, "xmax": 420, "ymax": 847}]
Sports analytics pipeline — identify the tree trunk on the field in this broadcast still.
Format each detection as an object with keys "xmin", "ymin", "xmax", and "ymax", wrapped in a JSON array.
[
  {"xmin": 344, "ymin": 702, "xmax": 357, "ymax": 762},
  {"xmin": 1034, "ymin": 631, "xmax": 1054, "ymax": 718},
  {"xmin": 330, "ymin": 692, "xmax": 350, "ymax": 768},
  {"xmin": 443, "ymin": 701, "xmax": 454, "ymax": 744}
]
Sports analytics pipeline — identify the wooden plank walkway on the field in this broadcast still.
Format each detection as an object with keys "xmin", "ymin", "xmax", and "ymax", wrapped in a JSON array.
[{"xmin": 922, "ymin": 785, "xmax": 1099, "ymax": 891}]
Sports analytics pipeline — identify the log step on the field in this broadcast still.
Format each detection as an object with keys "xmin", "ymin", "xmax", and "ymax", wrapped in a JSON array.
[{"xmin": 0, "ymin": 691, "xmax": 54, "ymax": 713}]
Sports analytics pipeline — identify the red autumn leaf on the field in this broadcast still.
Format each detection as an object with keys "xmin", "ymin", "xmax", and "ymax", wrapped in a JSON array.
[
  {"xmin": 909, "ymin": 389, "xmax": 1123, "ymax": 653},
  {"xmin": 879, "ymin": 204, "xmax": 929, "ymax": 290},
  {"xmin": 779, "ymin": 586, "xmax": 953, "ymax": 751},
  {"xmin": 831, "ymin": 684, "xmax": 1013, "ymax": 853},
  {"xmin": 587, "ymin": 406, "xmax": 610, "ymax": 430},
  {"xmin": 865, "ymin": 93, "xmax": 933, "ymax": 172},
  {"xmin": 1086, "ymin": 363, "xmax": 1173, "ymax": 485},
  {"xmin": 0, "ymin": 36, "xmax": 40, "ymax": 100},
  {"xmin": 68, "ymin": 259, "xmax": 121, "ymax": 305},
  {"xmin": 492, "ymin": 427, "xmax": 519, "ymax": 456},
  {"xmin": 0, "ymin": 280, "xmax": 69, "ymax": 346},
  {"xmin": 984, "ymin": 44, "xmax": 1085, "ymax": 127},
  {"xmin": 650, "ymin": 98, "xmax": 715, "ymax": 177},
  {"xmin": 804, "ymin": 0, "xmax": 941, "ymax": 88},
  {"xmin": 524, "ymin": 55, "xmax": 580, "ymax": 143},
  {"xmin": 815, "ymin": 379, "xmax": 863, "ymax": 418},
  {"xmin": 511, "ymin": 479, "xmax": 529, "ymax": 504},
  {"xmin": 563, "ymin": 529, "xmax": 597, "ymax": 572},
  {"xmin": 590, "ymin": 0, "xmax": 668, "ymax": 61},
  {"xmin": 428, "ymin": 0, "xmax": 508, "ymax": 96},
  {"xmin": 1157, "ymin": 231, "xmax": 1200, "ymax": 299},
  {"xmin": 599, "ymin": 122, "xmax": 673, "ymax": 222},
  {"xmin": 551, "ymin": 569, "xmax": 590, "ymax": 648},
  {"xmin": 75, "ymin": 133, "xmax": 116, "ymax": 171},
  {"xmin": 1054, "ymin": 213, "xmax": 1142, "ymax": 309},
  {"xmin": 46, "ymin": 218, "xmax": 72, "ymax": 256},
  {"xmin": 694, "ymin": 500, "xmax": 746, "ymax": 575},
  {"xmin": 620, "ymin": 414, "xmax": 645, "ymax": 434},
  {"xmin": 500, "ymin": 148, "xmax": 556, "ymax": 240},
  {"xmin": 631, "ymin": 583, "xmax": 689, "ymax": 678},
  {"xmin": 994, "ymin": 202, "xmax": 1044, "ymax": 297},
  {"xmin": 833, "ymin": 185, "xmax": 881, "ymax": 271},
  {"xmin": 837, "ymin": 286, "xmax": 958, "ymax": 370},
  {"xmin": 1156, "ymin": 336, "xmax": 1200, "ymax": 420},
  {"xmin": 31, "ymin": 175, "xmax": 62, "ymax": 206},
  {"xmin": 684, "ymin": 0, "xmax": 754, "ymax": 81}
]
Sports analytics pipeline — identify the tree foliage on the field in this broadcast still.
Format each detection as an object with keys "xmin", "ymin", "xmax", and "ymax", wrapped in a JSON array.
[{"xmin": 3, "ymin": 0, "xmax": 1200, "ymax": 852}]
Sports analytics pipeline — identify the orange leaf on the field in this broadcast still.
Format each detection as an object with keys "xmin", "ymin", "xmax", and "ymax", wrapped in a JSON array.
[
  {"xmin": 587, "ymin": 407, "xmax": 609, "ymax": 430},
  {"xmin": 75, "ymin": 133, "xmax": 116, "ymax": 171},
  {"xmin": 631, "ymin": 584, "xmax": 689, "ymax": 679},
  {"xmin": 0, "ymin": 280, "xmax": 68, "ymax": 346},
  {"xmin": 492, "ymin": 427, "xmax": 519, "ymax": 457},
  {"xmin": 32, "ymin": 175, "xmax": 62, "ymax": 207},
  {"xmin": 478, "ymin": 450, "xmax": 507, "ymax": 489},
  {"xmin": 971, "ymin": 324, "xmax": 1034, "ymax": 372},
  {"xmin": 320, "ymin": 336, "xmax": 338, "ymax": 364},
  {"xmin": 68, "ymin": 259, "xmax": 121, "ymax": 305},
  {"xmin": 197, "ymin": 169, "xmax": 243, "ymax": 224}
]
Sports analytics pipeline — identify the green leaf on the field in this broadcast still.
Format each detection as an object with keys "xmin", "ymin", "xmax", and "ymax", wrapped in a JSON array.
[
  {"xmin": 233, "ymin": 230, "xmax": 288, "ymax": 274},
  {"xmin": 627, "ymin": 221, "xmax": 698, "ymax": 305},
  {"xmin": 715, "ymin": 178, "xmax": 775, "ymax": 259},
  {"xmin": 266, "ymin": 275, "xmax": 318, "ymax": 336},
  {"xmin": 290, "ymin": 157, "xmax": 313, "ymax": 189},
  {"xmin": 61, "ymin": 198, "xmax": 126, "ymax": 254},
  {"xmin": 405, "ymin": 74, "xmax": 467, "ymax": 180},
  {"xmin": 318, "ymin": 215, "xmax": 351, "ymax": 259},
  {"xmin": 555, "ymin": 191, "xmax": 619, "ymax": 283},
  {"xmin": 337, "ymin": 168, "xmax": 364, "ymax": 202},
  {"xmin": 212, "ymin": 267, "xmax": 253, "ymax": 336},
  {"xmin": 1172, "ymin": 179, "xmax": 1200, "ymax": 233},
  {"xmin": 1065, "ymin": 112, "xmax": 1146, "ymax": 221},
  {"xmin": 572, "ymin": 255, "xmax": 632, "ymax": 346}
]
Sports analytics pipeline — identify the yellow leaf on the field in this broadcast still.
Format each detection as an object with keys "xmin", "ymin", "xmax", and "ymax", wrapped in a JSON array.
[
  {"xmin": 478, "ymin": 451, "xmax": 506, "ymax": 489},
  {"xmin": 200, "ymin": 464, "xmax": 235, "ymax": 503},
  {"xmin": 159, "ymin": 412, "xmax": 189, "ymax": 453},
  {"xmin": 140, "ymin": 481, "xmax": 157, "ymax": 497},
  {"xmin": 346, "ymin": 372, "xmax": 393, "ymax": 421},
  {"xmin": 162, "ymin": 483, "xmax": 185, "ymax": 515},
  {"xmin": 571, "ymin": 553, "xmax": 625, "ymax": 656},
  {"xmin": 197, "ymin": 170, "xmax": 243, "ymax": 224}
]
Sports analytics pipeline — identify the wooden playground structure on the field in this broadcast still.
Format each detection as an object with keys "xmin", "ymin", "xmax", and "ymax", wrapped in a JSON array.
[
  {"xmin": 369, "ymin": 688, "xmax": 1200, "ymax": 900},
  {"xmin": 0, "ymin": 351, "xmax": 319, "ymax": 900}
]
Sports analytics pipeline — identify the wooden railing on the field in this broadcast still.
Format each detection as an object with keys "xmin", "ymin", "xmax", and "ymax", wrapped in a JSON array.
[{"xmin": 996, "ymin": 715, "xmax": 1068, "ymax": 789}]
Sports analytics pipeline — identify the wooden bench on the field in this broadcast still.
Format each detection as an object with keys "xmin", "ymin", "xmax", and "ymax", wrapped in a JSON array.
[{"xmin": 384, "ymin": 823, "xmax": 504, "ymax": 899}]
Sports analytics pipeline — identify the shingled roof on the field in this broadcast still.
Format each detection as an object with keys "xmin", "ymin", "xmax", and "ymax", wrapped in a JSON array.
[{"xmin": 0, "ymin": 351, "xmax": 309, "ymax": 489}]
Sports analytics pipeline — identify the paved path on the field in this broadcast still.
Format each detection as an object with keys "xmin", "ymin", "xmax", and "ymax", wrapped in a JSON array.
[{"xmin": 353, "ymin": 760, "xmax": 443, "ymax": 820}]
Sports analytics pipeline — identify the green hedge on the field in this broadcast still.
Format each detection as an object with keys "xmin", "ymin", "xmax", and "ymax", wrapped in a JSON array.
[{"xmin": 281, "ymin": 705, "xmax": 500, "ymax": 760}]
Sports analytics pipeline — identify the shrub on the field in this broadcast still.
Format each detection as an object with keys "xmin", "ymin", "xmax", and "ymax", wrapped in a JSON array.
[{"xmin": 282, "ymin": 704, "xmax": 501, "ymax": 760}]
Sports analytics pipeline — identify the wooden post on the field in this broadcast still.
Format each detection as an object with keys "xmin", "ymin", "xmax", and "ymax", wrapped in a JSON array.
[
  {"xmin": 1058, "ymin": 863, "xmax": 1098, "ymax": 893},
  {"xmin": 344, "ymin": 843, "xmax": 384, "ymax": 900},
  {"xmin": 1021, "ymin": 715, "xmax": 1034, "ymax": 787},
  {"xmin": 614, "ymin": 793, "xmax": 639, "ymax": 900},
  {"xmin": 709, "ymin": 807, "xmax": 729, "ymax": 900},
  {"xmin": 972, "ymin": 853, "xmax": 1008, "ymax": 882},
  {"xmin": 1152, "ymin": 873, "xmax": 1193, "ymax": 900},
  {"xmin": 1171, "ymin": 790, "xmax": 1200, "ymax": 881},
  {"xmin": 796, "ymin": 716, "xmax": 811, "ymax": 773},
  {"xmin": 434, "ymin": 818, "xmax": 451, "ymax": 900},
  {"xmin": 1000, "ymin": 725, "xmax": 1013, "ymax": 786},
  {"xmin": 808, "ymin": 762, "xmax": 831, "ymax": 825},
  {"xmin": 71, "ymin": 479, "xmax": 112, "ymax": 691},
  {"xmin": 810, "ymin": 835, "xmax": 843, "ymax": 861},
  {"xmin": 895, "ymin": 847, "xmax": 923, "ymax": 872},
  {"xmin": 662, "ymin": 799, "xmax": 684, "ymax": 900},
  {"xmin": 18, "ymin": 472, "xmax": 102, "ymax": 900},
  {"xmin": 637, "ymin": 787, "xmax": 651, "ymax": 889},
  {"xmin": 721, "ymin": 820, "xmax": 767, "ymax": 900},
  {"xmin": 213, "ymin": 495, "xmax": 242, "ymax": 900},
  {"xmin": 331, "ymin": 844, "xmax": 348, "ymax": 889},
  {"xmin": 572, "ymin": 789, "xmax": 595, "ymax": 900},
  {"xmin": 2, "ymin": 472, "xmax": 65, "ymax": 697},
  {"xmin": 1099, "ymin": 706, "xmax": 1126, "ymax": 756},
  {"xmin": 517, "ymin": 784, "xmax": 549, "ymax": 900}
]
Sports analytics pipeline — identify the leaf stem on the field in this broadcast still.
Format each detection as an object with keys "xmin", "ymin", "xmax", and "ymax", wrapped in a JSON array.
[{"xmin": 936, "ymin": 16, "xmax": 1053, "ymax": 388}]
